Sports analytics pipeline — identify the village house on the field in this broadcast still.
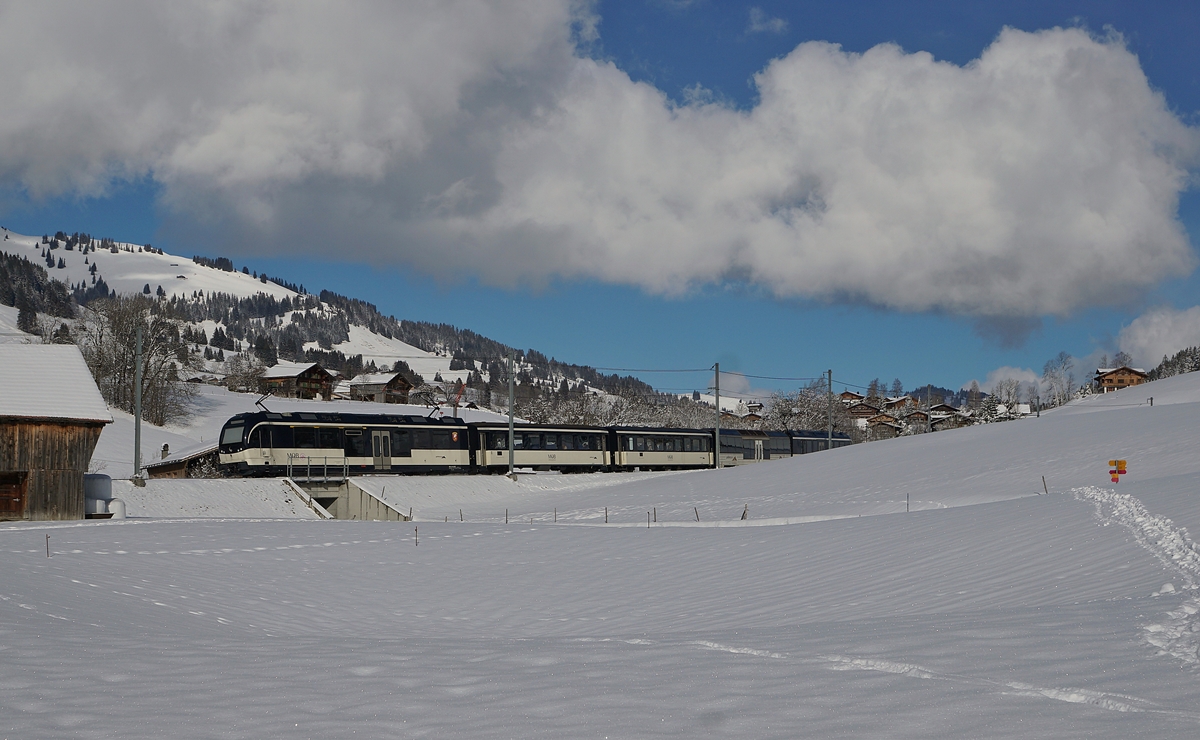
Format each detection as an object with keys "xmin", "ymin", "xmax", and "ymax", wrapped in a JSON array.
[
  {"xmin": 839, "ymin": 390, "xmax": 865, "ymax": 403},
  {"xmin": 845, "ymin": 401, "xmax": 880, "ymax": 420},
  {"xmin": 1093, "ymin": 366, "xmax": 1148, "ymax": 393},
  {"xmin": 348, "ymin": 371, "xmax": 414, "ymax": 404},
  {"xmin": 260, "ymin": 361, "xmax": 334, "ymax": 400},
  {"xmin": 0, "ymin": 345, "xmax": 112, "ymax": 521}
]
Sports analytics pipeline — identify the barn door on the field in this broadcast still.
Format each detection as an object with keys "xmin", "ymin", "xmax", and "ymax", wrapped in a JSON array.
[
  {"xmin": 0, "ymin": 472, "xmax": 27, "ymax": 518},
  {"xmin": 372, "ymin": 430, "xmax": 391, "ymax": 470}
]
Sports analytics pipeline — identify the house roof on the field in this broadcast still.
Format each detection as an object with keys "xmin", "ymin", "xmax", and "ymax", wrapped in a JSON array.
[
  {"xmin": 349, "ymin": 372, "xmax": 408, "ymax": 387},
  {"xmin": 1095, "ymin": 366, "xmax": 1147, "ymax": 376},
  {"xmin": 262, "ymin": 361, "xmax": 327, "ymax": 379},
  {"xmin": 0, "ymin": 345, "xmax": 112, "ymax": 423},
  {"xmin": 143, "ymin": 440, "xmax": 219, "ymax": 470}
]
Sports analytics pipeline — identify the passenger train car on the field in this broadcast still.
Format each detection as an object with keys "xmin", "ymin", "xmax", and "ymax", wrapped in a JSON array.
[{"xmin": 217, "ymin": 411, "xmax": 851, "ymax": 477}]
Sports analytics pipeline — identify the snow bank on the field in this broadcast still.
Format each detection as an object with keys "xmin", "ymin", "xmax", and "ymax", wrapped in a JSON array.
[{"xmin": 111, "ymin": 478, "xmax": 326, "ymax": 519}]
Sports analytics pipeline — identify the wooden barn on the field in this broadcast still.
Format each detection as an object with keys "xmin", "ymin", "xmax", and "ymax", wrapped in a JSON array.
[
  {"xmin": 348, "ymin": 371, "xmax": 414, "ymax": 404},
  {"xmin": 0, "ymin": 345, "xmax": 112, "ymax": 521},
  {"xmin": 260, "ymin": 361, "xmax": 334, "ymax": 400}
]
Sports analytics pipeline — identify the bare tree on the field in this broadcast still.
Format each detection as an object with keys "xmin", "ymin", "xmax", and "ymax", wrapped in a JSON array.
[
  {"xmin": 1041, "ymin": 351, "xmax": 1075, "ymax": 407},
  {"xmin": 77, "ymin": 295, "xmax": 199, "ymax": 425},
  {"xmin": 224, "ymin": 351, "xmax": 266, "ymax": 393}
]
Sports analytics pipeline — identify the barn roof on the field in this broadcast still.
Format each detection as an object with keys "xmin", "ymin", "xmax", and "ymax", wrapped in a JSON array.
[
  {"xmin": 0, "ymin": 345, "xmax": 112, "ymax": 423},
  {"xmin": 349, "ymin": 372, "xmax": 404, "ymax": 386},
  {"xmin": 262, "ymin": 361, "xmax": 327, "ymax": 379}
]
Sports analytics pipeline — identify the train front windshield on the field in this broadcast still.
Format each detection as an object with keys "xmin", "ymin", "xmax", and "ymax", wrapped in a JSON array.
[{"xmin": 220, "ymin": 422, "xmax": 246, "ymax": 448}]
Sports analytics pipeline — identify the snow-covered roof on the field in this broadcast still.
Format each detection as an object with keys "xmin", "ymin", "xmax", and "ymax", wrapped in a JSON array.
[
  {"xmin": 0, "ymin": 344, "xmax": 112, "ymax": 423},
  {"xmin": 349, "ymin": 372, "xmax": 406, "ymax": 386},
  {"xmin": 1095, "ymin": 366, "xmax": 1146, "ymax": 375},
  {"xmin": 262, "ymin": 361, "xmax": 325, "ymax": 379},
  {"xmin": 143, "ymin": 440, "xmax": 219, "ymax": 469}
]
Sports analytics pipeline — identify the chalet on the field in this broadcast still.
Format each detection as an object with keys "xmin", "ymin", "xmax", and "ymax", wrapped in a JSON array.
[
  {"xmin": 348, "ymin": 371, "xmax": 414, "ymax": 404},
  {"xmin": 929, "ymin": 403, "xmax": 961, "ymax": 415},
  {"xmin": 839, "ymin": 390, "xmax": 865, "ymax": 403},
  {"xmin": 883, "ymin": 395, "xmax": 915, "ymax": 413},
  {"xmin": 261, "ymin": 361, "xmax": 334, "ymax": 400},
  {"xmin": 903, "ymin": 410, "xmax": 930, "ymax": 426},
  {"xmin": 866, "ymin": 414, "xmax": 902, "ymax": 439},
  {"xmin": 1094, "ymin": 366, "xmax": 1148, "ymax": 393},
  {"xmin": 931, "ymin": 413, "xmax": 972, "ymax": 431},
  {"xmin": 0, "ymin": 345, "xmax": 112, "ymax": 521},
  {"xmin": 845, "ymin": 401, "xmax": 880, "ymax": 420}
]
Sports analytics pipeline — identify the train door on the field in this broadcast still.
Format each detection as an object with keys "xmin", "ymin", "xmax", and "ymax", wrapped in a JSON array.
[
  {"xmin": 753, "ymin": 439, "xmax": 764, "ymax": 461},
  {"xmin": 372, "ymin": 430, "xmax": 391, "ymax": 470}
]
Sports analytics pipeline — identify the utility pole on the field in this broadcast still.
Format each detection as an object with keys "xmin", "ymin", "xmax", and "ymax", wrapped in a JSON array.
[
  {"xmin": 507, "ymin": 349, "xmax": 515, "ymax": 478},
  {"xmin": 827, "ymin": 369, "xmax": 833, "ymax": 452},
  {"xmin": 926, "ymin": 383, "xmax": 933, "ymax": 433},
  {"xmin": 133, "ymin": 324, "xmax": 143, "ymax": 483},
  {"xmin": 714, "ymin": 362, "xmax": 721, "ymax": 469}
]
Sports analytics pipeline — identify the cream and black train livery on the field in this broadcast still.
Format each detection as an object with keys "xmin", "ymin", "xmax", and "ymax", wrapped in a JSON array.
[{"xmin": 217, "ymin": 411, "xmax": 851, "ymax": 476}]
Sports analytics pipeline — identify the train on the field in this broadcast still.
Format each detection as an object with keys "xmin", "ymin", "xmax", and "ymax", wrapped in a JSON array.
[{"xmin": 216, "ymin": 410, "xmax": 852, "ymax": 478}]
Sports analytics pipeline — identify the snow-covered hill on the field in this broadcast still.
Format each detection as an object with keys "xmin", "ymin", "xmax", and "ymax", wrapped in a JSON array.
[
  {"xmin": 0, "ymin": 227, "xmax": 473, "ymax": 383},
  {"xmin": 1, "ymin": 227, "xmax": 296, "ymax": 301},
  {"xmin": 4, "ymin": 371, "xmax": 1200, "ymax": 736}
]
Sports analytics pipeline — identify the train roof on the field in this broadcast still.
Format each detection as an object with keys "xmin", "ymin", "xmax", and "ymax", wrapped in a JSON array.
[{"xmin": 222, "ymin": 411, "xmax": 468, "ymax": 427}]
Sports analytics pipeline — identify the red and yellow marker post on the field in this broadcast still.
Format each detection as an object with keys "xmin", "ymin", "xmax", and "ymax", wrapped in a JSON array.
[{"xmin": 1108, "ymin": 459, "xmax": 1127, "ymax": 484}]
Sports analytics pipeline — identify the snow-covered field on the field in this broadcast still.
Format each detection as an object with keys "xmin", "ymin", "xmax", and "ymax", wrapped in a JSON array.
[{"xmin": 4, "ymin": 376, "xmax": 1200, "ymax": 736}]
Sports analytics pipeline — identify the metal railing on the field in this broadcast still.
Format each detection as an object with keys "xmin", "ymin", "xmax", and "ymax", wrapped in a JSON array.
[{"xmin": 286, "ymin": 453, "xmax": 349, "ymax": 482}]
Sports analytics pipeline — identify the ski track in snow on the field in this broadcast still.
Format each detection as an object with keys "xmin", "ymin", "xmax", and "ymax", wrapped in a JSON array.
[
  {"xmin": 1072, "ymin": 486, "xmax": 1200, "ymax": 668},
  {"xmin": 821, "ymin": 655, "xmax": 1200, "ymax": 720}
]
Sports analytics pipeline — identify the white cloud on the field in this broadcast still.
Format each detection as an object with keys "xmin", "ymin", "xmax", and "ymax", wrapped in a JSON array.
[
  {"xmin": 747, "ymin": 8, "xmax": 788, "ymax": 34},
  {"xmin": 1118, "ymin": 306, "xmax": 1200, "ymax": 367},
  {"xmin": 0, "ymin": 6, "xmax": 1196, "ymax": 336}
]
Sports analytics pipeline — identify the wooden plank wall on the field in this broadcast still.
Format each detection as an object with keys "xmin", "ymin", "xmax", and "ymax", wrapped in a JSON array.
[{"xmin": 0, "ymin": 421, "xmax": 104, "ymax": 520}]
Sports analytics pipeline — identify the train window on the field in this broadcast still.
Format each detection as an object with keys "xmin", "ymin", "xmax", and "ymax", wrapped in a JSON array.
[
  {"xmin": 273, "ymin": 426, "xmax": 293, "ymax": 448},
  {"xmin": 318, "ymin": 428, "xmax": 342, "ymax": 449},
  {"xmin": 346, "ymin": 430, "xmax": 369, "ymax": 457},
  {"xmin": 634, "ymin": 437, "xmax": 645, "ymax": 451},
  {"xmin": 560, "ymin": 434, "xmax": 573, "ymax": 450},
  {"xmin": 372, "ymin": 435, "xmax": 381, "ymax": 457},
  {"xmin": 525, "ymin": 434, "xmax": 541, "ymax": 450},
  {"xmin": 293, "ymin": 427, "xmax": 317, "ymax": 448},
  {"xmin": 382, "ymin": 434, "xmax": 391, "ymax": 457},
  {"xmin": 673, "ymin": 438, "xmax": 682, "ymax": 452},
  {"xmin": 513, "ymin": 434, "xmax": 524, "ymax": 449},
  {"xmin": 220, "ymin": 424, "xmax": 244, "ymax": 446},
  {"xmin": 544, "ymin": 434, "xmax": 557, "ymax": 450},
  {"xmin": 432, "ymin": 431, "xmax": 455, "ymax": 449},
  {"xmin": 489, "ymin": 432, "xmax": 508, "ymax": 450},
  {"xmin": 247, "ymin": 427, "xmax": 261, "ymax": 447},
  {"xmin": 391, "ymin": 430, "xmax": 412, "ymax": 457},
  {"xmin": 412, "ymin": 430, "xmax": 431, "ymax": 449}
]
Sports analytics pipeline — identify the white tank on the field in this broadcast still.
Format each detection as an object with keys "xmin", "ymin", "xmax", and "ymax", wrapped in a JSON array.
[{"xmin": 108, "ymin": 499, "xmax": 127, "ymax": 520}]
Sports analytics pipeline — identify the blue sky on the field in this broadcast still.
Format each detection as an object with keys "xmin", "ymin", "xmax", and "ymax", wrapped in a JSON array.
[{"xmin": 2, "ymin": 1, "xmax": 1198, "ymax": 397}]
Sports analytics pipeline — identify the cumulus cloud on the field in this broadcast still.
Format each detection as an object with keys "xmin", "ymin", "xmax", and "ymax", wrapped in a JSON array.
[
  {"xmin": 963, "ymin": 365, "xmax": 1042, "ymax": 399},
  {"xmin": 1118, "ymin": 306, "xmax": 1200, "ymax": 367},
  {"xmin": 747, "ymin": 8, "xmax": 788, "ymax": 34},
  {"xmin": 0, "ymin": 4, "xmax": 1196, "ymax": 336}
]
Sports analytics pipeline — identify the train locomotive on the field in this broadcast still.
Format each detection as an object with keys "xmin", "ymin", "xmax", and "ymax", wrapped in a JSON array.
[{"xmin": 217, "ymin": 410, "xmax": 851, "ymax": 477}]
